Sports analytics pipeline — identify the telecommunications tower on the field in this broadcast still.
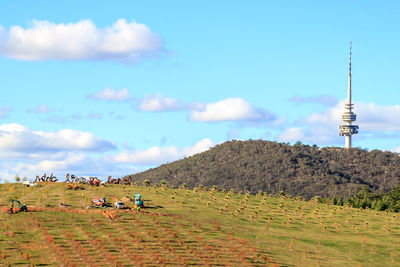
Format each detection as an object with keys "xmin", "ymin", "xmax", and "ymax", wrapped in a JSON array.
[{"xmin": 339, "ymin": 42, "xmax": 359, "ymax": 148}]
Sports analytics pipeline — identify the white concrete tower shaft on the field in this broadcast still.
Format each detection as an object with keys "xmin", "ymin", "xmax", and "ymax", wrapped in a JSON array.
[{"xmin": 339, "ymin": 42, "xmax": 359, "ymax": 148}]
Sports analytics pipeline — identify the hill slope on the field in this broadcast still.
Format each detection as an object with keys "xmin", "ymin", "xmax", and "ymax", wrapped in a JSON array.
[
  {"xmin": 130, "ymin": 140, "xmax": 400, "ymax": 199},
  {"xmin": 1, "ymin": 182, "xmax": 400, "ymax": 266}
]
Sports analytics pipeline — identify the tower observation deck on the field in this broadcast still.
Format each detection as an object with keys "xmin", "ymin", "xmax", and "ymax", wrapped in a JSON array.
[{"xmin": 339, "ymin": 42, "xmax": 359, "ymax": 149}]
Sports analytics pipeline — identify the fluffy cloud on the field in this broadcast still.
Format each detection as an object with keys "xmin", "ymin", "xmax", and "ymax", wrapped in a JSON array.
[
  {"xmin": 188, "ymin": 98, "xmax": 276, "ymax": 122},
  {"xmin": 0, "ymin": 123, "xmax": 116, "ymax": 154},
  {"xmin": 110, "ymin": 138, "xmax": 214, "ymax": 165},
  {"xmin": 276, "ymin": 127, "xmax": 304, "ymax": 142},
  {"xmin": 356, "ymin": 103, "xmax": 400, "ymax": 132},
  {"xmin": 181, "ymin": 138, "xmax": 215, "ymax": 156},
  {"xmin": 92, "ymin": 91, "xmax": 279, "ymax": 125},
  {"xmin": 289, "ymin": 95, "xmax": 338, "ymax": 106},
  {"xmin": 2, "ymin": 152, "xmax": 138, "ymax": 180},
  {"xmin": 138, "ymin": 93, "xmax": 185, "ymax": 111},
  {"xmin": 0, "ymin": 19, "xmax": 163, "ymax": 62},
  {"xmin": 27, "ymin": 104, "xmax": 52, "ymax": 113},
  {"xmin": 276, "ymin": 126, "xmax": 341, "ymax": 144},
  {"xmin": 135, "ymin": 95, "xmax": 279, "ymax": 124},
  {"xmin": 87, "ymin": 87, "xmax": 131, "ymax": 102}
]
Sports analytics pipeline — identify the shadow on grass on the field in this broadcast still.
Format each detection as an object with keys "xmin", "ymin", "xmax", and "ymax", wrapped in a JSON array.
[{"xmin": 144, "ymin": 205, "xmax": 164, "ymax": 209}]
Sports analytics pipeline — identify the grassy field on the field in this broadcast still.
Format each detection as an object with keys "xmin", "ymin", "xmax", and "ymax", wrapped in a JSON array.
[{"xmin": 0, "ymin": 182, "xmax": 399, "ymax": 266}]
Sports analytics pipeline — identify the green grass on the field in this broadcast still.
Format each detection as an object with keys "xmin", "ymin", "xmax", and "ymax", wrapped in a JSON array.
[{"xmin": 0, "ymin": 182, "xmax": 399, "ymax": 266}]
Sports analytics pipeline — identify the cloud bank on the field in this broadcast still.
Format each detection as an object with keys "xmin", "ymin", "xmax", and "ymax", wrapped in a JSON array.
[
  {"xmin": 188, "ymin": 98, "xmax": 276, "ymax": 123},
  {"xmin": 0, "ymin": 123, "xmax": 116, "ymax": 153},
  {"xmin": 109, "ymin": 138, "xmax": 214, "ymax": 165},
  {"xmin": 277, "ymin": 100, "xmax": 400, "ymax": 145},
  {"xmin": 0, "ymin": 123, "xmax": 215, "ymax": 181},
  {"xmin": 0, "ymin": 19, "xmax": 164, "ymax": 63}
]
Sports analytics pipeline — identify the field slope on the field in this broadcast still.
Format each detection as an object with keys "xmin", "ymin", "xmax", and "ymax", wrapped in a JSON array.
[{"xmin": 0, "ymin": 182, "xmax": 399, "ymax": 266}]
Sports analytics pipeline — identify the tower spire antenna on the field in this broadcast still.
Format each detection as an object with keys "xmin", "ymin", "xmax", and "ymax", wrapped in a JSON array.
[
  {"xmin": 347, "ymin": 41, "xmax": 352, "ymax": 108},
  {"xmin": 339, "ymin": 41, "xmax": 359, "ymax": 149},
  {"xmin": 349, "ymin": 41, "xmax": 352, "ymax": 75}
]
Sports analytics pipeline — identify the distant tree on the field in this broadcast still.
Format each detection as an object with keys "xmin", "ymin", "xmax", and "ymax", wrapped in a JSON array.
[
  {"xmin": 337, "ymin": 196, "xmax": 344, "ymax": 206},
  {"xmin": 179, "ymin": 183, "xmax": 187, "ymax": 189},
  {"xmin": 375, "ymin": 199, "xmax": 388, "ymax": 211}
]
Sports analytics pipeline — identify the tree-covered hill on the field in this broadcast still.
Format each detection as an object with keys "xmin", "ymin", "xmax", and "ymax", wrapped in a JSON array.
[{"xmin": 129, "ymin": 140, "xmax": 400, "ymax": 199}]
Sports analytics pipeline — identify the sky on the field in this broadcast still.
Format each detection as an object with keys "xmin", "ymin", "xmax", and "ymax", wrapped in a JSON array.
[{"xmin": 1, "ymin": 1, "xmax": 400, "ymax": 181}]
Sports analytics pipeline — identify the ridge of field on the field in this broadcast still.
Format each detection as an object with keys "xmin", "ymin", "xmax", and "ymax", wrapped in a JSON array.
[
  {"xmin": 129, "ymin": 140, "xmax": 400, "ymax": 199},
  {"xmin": 0, "ymin": 182, "xmax": 400, "ymax": 266}
]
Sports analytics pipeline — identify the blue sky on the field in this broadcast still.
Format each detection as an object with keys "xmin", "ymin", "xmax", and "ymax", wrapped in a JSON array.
[{"xmin": 1, "ymin": 1, "xmax": 400, "ymax": 181}]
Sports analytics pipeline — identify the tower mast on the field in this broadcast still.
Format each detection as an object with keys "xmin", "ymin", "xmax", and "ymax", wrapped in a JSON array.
[{"xmin": 339, "ymin": 42, "xmax": 359, "ymax": 148}]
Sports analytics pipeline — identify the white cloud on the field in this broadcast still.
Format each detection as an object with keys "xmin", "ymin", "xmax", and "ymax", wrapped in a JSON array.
[
  {"xmin": 110, "ymin": 138, "xmax": 214, "ymax": 165},
  {"xmin": 27, "ymin": 104, "xmax": 52, "ymax": 113},
  {"xmin": 276, "ymin": 125, "xmax": 340, "ymax": 144},
  {"xmin": 2, "ymin": 152, "xmax": 138, "ymax": 181},
  {"xmin": 0, "ymin": 19, "xmax": 163, "ymax": 62},
  {"xmin": 0, "ymin": 125, "xmax": 215, "ymax": 181},
  {"xmin": 188, "ymin": 98, "xmax": 276, "ymax": 122},
  {"xmin": 181, "ymin": 138, "xmax": 214, "ymax": 156},
  {"xmin": 134, "ymin": 93, "xmax": 204, "ymax": 112},
  {"xmin": 276, "ymin": 127, "xmax": 304, "ymax": 142},
  {"xmin": 0, "ymin": 123, "xmax": 116, "ymax": 154},
  {"xmin": 277, "ymin": 100, "xmax": 400, "ymax": 145},
  {"xmin": 0, "ymin": 125, "xmax": 214, "ymax": 181},
  {"xmin": 138, "ymin": 93, "xmax": 184, "ymax": 111},
  {"xmin": 94, "ymin": 92, "xmax": 279, "ymax": 125},
  {"xmin": 135, "ymin": 95, "xmax": 279, "ymax": 124},
  {"xmin": 88, "ymin": 87, "xmax": 131, "ymax": 101},
  {"xmin": 112, "ymin": 146, "xmax": 179, "ymax": 165},
  {"xmin": 304, "ymin": 101, "xmax": 400, "ymax": 132},
  {"xmin": 357, "ymin": 102, "xmax": 400, "ymax": 132}
]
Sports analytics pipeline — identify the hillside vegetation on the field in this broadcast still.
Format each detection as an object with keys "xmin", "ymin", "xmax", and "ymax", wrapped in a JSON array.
[
  {"xmin": 1, "ymin": 182, "xmax": 400, "ymax": 266},
  {"xmin": 130, "ymin": 140, "xmax": 400, "ymax": 199}
]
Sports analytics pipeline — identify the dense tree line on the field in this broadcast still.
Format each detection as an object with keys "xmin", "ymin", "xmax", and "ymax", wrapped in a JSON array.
[
  {"xmin": 128, "ymin": 140, "xmax": 400, "ymax": 200},
  {"xmin": 339, "ymin": 185, "xmax": 400, "ymax": 212}
]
